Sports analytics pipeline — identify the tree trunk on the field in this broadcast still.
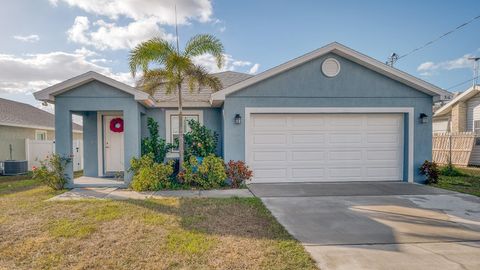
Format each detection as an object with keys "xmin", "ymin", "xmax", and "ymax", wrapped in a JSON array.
[{"xmin": 177, "ymin": 83, "xmax": 184, "ymax": 173}]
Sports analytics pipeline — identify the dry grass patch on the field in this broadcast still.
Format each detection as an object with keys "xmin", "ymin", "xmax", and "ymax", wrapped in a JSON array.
[{"xmin": 0, "ymin": 178, "xmax": 316, "ymax": 269}]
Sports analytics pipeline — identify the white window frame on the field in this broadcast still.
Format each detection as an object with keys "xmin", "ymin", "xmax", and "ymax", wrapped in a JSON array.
[
  {"xmin": 35, "ymin": 130, "xmax": 48, "ymax": 141},
  {"xmin": 474, "ymin": 120, "xmax": 480, "ymax": 145},
  {"xmin": 165, "ymin": 110, "xmax": 204, "ymax": 155}
]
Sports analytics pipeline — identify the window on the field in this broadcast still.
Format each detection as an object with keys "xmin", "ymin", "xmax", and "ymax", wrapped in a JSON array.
[
  {"xmin": 166, "ymin": 110, "xmax": 203, "ymax": 151},
  {"xmin": 35, "ymin": 130, "xmax": 47, "ymax": 140},
  {"xmin": 475, "ymin": 120, "xmax": 480, "ymax": 145}
]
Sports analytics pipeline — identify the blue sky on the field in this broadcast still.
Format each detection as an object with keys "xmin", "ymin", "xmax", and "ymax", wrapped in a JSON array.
[{"xmin": 1, "ymin": 0, "xmax": 480, "ymax": 109}]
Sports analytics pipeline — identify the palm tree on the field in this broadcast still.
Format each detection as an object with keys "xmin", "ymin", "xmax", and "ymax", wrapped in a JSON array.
[{"xmin": 129, "ymin": 34, "xmax": 224, "ymax": 170}]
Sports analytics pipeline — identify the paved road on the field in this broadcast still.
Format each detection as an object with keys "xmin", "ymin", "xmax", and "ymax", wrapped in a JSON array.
[{"xmin": 249, "ymin": 182, "xmax": 480, "ymax": 270}]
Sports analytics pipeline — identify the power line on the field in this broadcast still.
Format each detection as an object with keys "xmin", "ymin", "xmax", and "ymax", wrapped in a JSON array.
[
  {"xmin": 446, "ymin": 74, "xmax": 480, "ymax": 91},
  {"xmin": 390, "ymin": 14, "xmax": 480, "ymax": 65}
]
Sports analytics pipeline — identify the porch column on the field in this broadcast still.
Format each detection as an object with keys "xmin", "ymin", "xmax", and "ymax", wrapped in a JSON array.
[
  {"xmin": 55, "ymin": 104, "xmax": 74, "ymax": 188},
  {"xmin": 123, "ymin": 105, "xmax": 142, "ymax": 185},
  {"xmin": 82, "ymin": 111, "xmax": 98, "ymax": 177}
]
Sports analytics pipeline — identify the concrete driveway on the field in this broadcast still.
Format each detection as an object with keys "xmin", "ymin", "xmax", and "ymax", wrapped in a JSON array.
[{"xmin": 249, "ymin": 182, "xmax": 480, "ymax": 270}]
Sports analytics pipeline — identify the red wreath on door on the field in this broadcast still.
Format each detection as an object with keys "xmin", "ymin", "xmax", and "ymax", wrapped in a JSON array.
[{"xmin": 110, "ymin": 118, "xmax": 124, "ymax": 133}]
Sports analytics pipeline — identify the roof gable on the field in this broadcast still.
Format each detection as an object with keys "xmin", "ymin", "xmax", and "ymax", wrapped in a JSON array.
[
  {"xmin": 34, "ymin": 71, "xmax": 155, "ymax": 107},
  {"xmin": 211, "ymin": 42, "xmax": 451, "ymax": 106},
  {"xmin": 434, "ymin": 85, "xmax": 480, "ymax": 116}
]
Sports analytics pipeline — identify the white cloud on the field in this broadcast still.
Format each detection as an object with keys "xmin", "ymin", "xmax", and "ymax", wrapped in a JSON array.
[
  {"xmin": 0, "ymin": 51, "xmax": 133, "ymax": 94},
  {"xmin": 67, "ymin": 16, "xmax": 174, "ymax": 50},
  {"xmin": 193, "ymin": 53, "xmax": 259, "ymax": 74},
  {"xmin": 50, "ymin": 0, "xmax": 213, "ymax": 25},
  {"xmin": 417, "ymin": 54, "xmax": 474, "ymax": 76},
  {"xmin": 249, "ymin": 63, "xmax": 260, "ymax": 74},
  {"xmin": 13, "ymin": 34, "xmax": 40, "ymax": 42}
]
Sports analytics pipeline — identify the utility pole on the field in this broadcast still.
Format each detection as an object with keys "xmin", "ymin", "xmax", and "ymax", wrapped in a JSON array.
[
  {"xmin": 386, "ymin": 53, "xmax": 399, "ymax": 67},
  {"xmin": 468, "ymin": 56, "xmax": 480, "ymax": 87}
]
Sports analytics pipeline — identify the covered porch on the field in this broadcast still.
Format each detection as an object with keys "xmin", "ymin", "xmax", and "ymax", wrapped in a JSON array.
[{"xmin": 34, "ymin": 71, "xmax": 155, "ymax": 188}]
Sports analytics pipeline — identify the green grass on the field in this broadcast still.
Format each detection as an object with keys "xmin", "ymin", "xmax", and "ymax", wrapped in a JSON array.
[
  {"xmin": 435, "ymin": 166, "xmax": 480, "ymax": 197},
  {"xmin": 0, "ymin": 176, "xmax": 316, "ymax": 269}
]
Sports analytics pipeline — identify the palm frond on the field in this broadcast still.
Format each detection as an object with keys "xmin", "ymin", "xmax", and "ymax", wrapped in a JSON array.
[
  {"xmin": 129, "ymin": 37, "xmax": 176, "ymax": 77},
  {"xmin": 136, "ymin": 69, "xmax": 169, "ymax": 96},
  {"xmin": 185, "ymin": 64, "xmax": 223, "ymax": 93},
  {"xmin": 184, "ymin": 34, "xmax": 225, "ymax": 68}
]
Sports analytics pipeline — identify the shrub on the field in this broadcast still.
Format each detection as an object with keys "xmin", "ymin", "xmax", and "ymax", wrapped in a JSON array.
[
  {"xmin": 183, "ymin": 119, "xmax": 218, "ymax": 158},
  {"xmin": 226, "ymin": 160, "xmax": 253, "ymax": 188},
  {"xmin": 178, "ymin": 155, "xmax": 227, "ymax": 189},
  {"xmin": 439, "ymin": 164, "xmax": 466, "ymax": 177},
  {"xmin": 129, "ymin": 155, "xmax": 175, "ymax": 191},
  {"xmin": 141, "ymin": 117, "xmax": 173, "ymax": 163},
  {"xmin": 32, "ymin": 154, "xmax": 71, "ymax": 190},
  {"xmin": 419, "ymin": 160, "xmax": 439, "ymax": 184}
]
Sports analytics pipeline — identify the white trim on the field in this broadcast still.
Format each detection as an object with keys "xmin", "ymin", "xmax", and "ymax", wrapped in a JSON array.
[
  {"xmin": 165, "ymin": 110, "xmax": 204, "ymax": 145},
  {"xmin": 0, "ymin": 122, "xmax": 83, "ymax": 133},
  {"xmin": 33, "ymin": 71, "xmax": 155, "ymax": 107},
  {"xmin": 244, "ymin": 107, "xmax": 415, "ymax": 183},
  {"xmin": 97, "ymin": 111, "xmax": 123, "ymax": 176},
  {"xmin": 321, "ymin": 57, "xmax": 341, "ymax": 77},
  {"xmin": 35, "ymin": 130, "xmax": 48, "ymax": 141},
  {"xmin": 211, "ymin": 42, "xmax": 450, "ymax": 106}
]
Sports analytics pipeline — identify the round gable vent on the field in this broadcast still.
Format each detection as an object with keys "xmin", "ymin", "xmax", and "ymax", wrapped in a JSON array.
[{"xmin": 321, "ymin": 58, "xmax": 341, "ymax": 77}]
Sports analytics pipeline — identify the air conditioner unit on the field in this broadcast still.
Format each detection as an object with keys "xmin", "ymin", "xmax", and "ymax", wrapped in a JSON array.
[{"xmin": 1, "ymin": 160, "xmax": 28, "ymax": 175}]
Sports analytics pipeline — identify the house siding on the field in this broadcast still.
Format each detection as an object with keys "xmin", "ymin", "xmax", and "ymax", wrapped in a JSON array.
[{"xmin": 223, "ymin": 52, "xmax": 433, "ymax": 183}]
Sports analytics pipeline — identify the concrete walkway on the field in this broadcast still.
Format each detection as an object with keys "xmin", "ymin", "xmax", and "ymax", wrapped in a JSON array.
[
  {"xmin": 49, "ymin": 187, "xmax": 253, "ymax": 201},
  {"xmin": 250, "ymin": 182, "xmax": 480, "ymax": 270}
]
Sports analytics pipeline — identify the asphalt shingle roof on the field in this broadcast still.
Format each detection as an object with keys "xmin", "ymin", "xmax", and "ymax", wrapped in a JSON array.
[
  {"xmin": 0, "ymin": 98, "xmax": 82, "ymax": 131},
  {"xmin": 153, "ymin": 71, "xmax": 253, "ymax": 104}
]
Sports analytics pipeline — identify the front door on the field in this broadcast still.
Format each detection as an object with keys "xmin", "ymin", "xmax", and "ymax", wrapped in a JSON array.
[{"xmin": 104, "ymin": 115, "xmax": 124, "ymax": 173}]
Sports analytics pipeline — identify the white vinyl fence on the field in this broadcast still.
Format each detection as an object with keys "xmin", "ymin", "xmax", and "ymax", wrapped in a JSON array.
[{"xmin": 25, "ymin": 139, "xmax": 83, "ymax": 171}]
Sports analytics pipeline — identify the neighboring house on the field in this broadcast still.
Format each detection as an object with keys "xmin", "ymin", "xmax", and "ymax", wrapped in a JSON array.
[
  {"xmin": 34, "ymin": 42, "xmax": 449, "ymax": 187},
  {"xmin": 0, "ymin": 98, "xmax": 83, "ymax": 161},
  {"xmin": 433, "ymin": 85, "xmax": 480, "ymax": 164}
]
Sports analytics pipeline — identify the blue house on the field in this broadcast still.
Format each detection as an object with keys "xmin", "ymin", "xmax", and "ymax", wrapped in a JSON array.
[{"xmin": 34, "ymin": 42, "xmax": 450, "ymax": 187}]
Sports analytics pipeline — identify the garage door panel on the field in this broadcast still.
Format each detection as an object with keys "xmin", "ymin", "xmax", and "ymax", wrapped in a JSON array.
[
  {"xmin": 292, "ymin": 151, "xmax": 326, "ymax": 161},
  {"xmin": 367, "ymin": 133, "xmax": 401, "ymax": 143},
  {"xmin": 253, "ymin": 151, "xmax": 287, "ymax": 161},
  {"xmin": 366, "ymin": 150, "xmax": 400, "ymax": 161},
  {"xmin": 254, "ymin": 168, "xmax": 287, "ymax": 178},
  {"xmin": 328, "ymin": 133, "xmax": 362, "ymax": 144},
  {"xmin": 292, "ymin": 168, "xmax": 325, "ymax": 178},
  {"xmin": 292, "ymin": 134, "xmax": 326, "ymax": 144},
  {"xmin": 248, "ymin": 113, "xmax": 403, "ymax": 183},
  {"xmin": 328, "ymin": 150, "xmax": 362, "ymax": 161},
  {"xmin": 292, "ymin": 117, "xmax": 325, "ymax": 128},
  {"xmin": 253, "ymin": 134, "xmax": 287, "ymax": 144}
]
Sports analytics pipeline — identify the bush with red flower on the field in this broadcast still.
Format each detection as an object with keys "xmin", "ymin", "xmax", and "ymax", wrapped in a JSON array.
[
  {"xmin": 32, "ymin": 154, "xmax": 71, "ymax": 190},
  {"xmin": 226, "ymin": 160, "xmax": 253, "ymax": 188}
]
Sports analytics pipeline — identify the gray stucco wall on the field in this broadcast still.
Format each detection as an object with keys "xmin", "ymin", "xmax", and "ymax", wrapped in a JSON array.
[
  {"xmin": 222, "ymin": 52, "xmax": 433, "ymax": 183},
  {"xmin": 142, "ymin": 107, "xmax": 223, "ymax": 156},
  {"xmin": 55, "ymin": 81, "xmax": 145, "ymax": 186}
]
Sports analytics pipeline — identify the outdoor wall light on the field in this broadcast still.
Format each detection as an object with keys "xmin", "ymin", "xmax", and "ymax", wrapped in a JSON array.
[
  {"xmin": 234, "ymin": 114, "xmax": 242, "ymax": 124},
  {"xmin": 419, "ymin": 113, "xmax": 429, "ymax": 124}
]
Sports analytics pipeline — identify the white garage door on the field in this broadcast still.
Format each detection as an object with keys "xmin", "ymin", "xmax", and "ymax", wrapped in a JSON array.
[{"xmin": 247, "ymin": 113, "xmax": 404, "ymax": 183}]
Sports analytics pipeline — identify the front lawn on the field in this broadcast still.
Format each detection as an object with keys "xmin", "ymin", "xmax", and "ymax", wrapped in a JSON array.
[
  {"xmin": 0, "ymin": 178, "xmax": 316, "ymax": 269},
  {"xmin": 434, "ymin": 166, "xmax": 480, "ymax": 197}
]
